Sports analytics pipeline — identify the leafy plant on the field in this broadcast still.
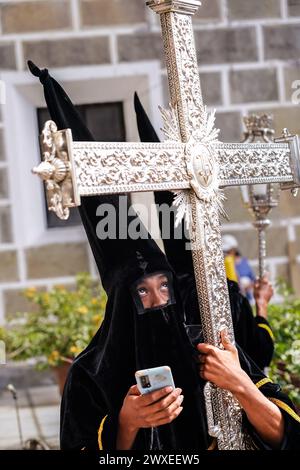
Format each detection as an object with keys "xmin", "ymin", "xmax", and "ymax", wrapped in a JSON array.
[
  {"xmin": 0, "ymin": 273, "xmax": 106, "ymax": 370},
  {"xmin": 268, "ymin": 280, "xmax": 300, "ymax": 408}
]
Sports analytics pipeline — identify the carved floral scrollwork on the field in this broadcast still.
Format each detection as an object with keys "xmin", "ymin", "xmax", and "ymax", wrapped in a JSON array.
[
  {"xmin": 173, "ymin": 13, "xmax": 205, "ymax": 138},
  {"xmin": 73, "ymin": 142, "xmax": 189, "ymax": 195},
  {"xmin": 32, "ymin": 120, "xmax": 78, "ymax": 220},
  {"xmin": 218, "ymin": 145, "xmax": 292, "ymax": 185}
]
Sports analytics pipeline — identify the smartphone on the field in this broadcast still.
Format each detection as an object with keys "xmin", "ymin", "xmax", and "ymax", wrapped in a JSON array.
[{"xmin": 135, "ymin": 366, "xmax": 175, "ymax": 395}]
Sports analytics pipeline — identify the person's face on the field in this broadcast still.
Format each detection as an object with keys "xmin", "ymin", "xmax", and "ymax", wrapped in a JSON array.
[
  {"xmin": 225, "ymin": 248, "xmax": 236, "ymax": 256},
  {"xmin": 136, "ymin": 273, "xmax": 170, "ymax": 309}
]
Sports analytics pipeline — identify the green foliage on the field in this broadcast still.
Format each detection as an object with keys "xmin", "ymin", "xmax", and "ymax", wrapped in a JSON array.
[
  {"xmin": 0, "ymin": 273, "xmax": 106, "ymax": 369},
  {"xmin": 268, "ymin": 280, "xmax": 300, "ymax": 407}
]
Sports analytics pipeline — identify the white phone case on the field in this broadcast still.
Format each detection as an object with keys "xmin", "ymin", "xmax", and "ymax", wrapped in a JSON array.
[{"xmin": 135, "ymin": 365, "xmax": 175, "ymax": 395}]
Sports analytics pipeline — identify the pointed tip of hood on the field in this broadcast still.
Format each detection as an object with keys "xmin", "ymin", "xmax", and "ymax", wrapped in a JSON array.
[
  {"xmin": 27, "ymin": 60, "xmax": 50, "ymax": 84},
  {"xmin": 134, "ymin": 92, "xmax": 160, "ymax": 143},
  {"xmin": 27, "ymin": 60, "xmax": 40, "ymax": 76}
]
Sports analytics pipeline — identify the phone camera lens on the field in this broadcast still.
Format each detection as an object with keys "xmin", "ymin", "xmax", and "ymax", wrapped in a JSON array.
[{"xmin": 141, "ymin": 375, "xmax": 151, "ymax": 389}]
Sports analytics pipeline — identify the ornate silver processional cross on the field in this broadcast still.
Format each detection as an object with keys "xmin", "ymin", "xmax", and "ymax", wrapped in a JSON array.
[{"xmin": 32, "ymin": 0, "xmax": 300, "ymax": 450}]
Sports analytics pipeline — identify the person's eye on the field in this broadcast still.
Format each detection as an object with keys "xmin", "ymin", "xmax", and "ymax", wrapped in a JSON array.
[
  {"xmin": 161, "ymin": 282, "xmax": 169, "ymax": 290},
  {"xmin": 137, "ymin": 287, "xmax": 147, "ymax": 296}
]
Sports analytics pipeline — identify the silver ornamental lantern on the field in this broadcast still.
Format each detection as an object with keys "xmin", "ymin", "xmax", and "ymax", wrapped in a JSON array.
[{"xmin": 240, "ymin": 115, "xmax": 280, "ymax": 279}]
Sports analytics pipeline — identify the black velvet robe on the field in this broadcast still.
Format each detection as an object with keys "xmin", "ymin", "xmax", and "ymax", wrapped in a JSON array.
[{"xmin": 28, "ymin": 62, "xmax": 300, "ymax": 451}]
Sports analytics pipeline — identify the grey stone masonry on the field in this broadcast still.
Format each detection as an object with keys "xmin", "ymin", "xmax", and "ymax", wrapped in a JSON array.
[
  {"xmin": 23, "ymin": 37, "xmax": 111, "ymax": 69},
  {"xmin": 118, "ymin": 33, "xmax": 165, "ymax": 63},
  {"xmin": 264, "ymin": 25, "xmax": 300, "ymax": 60},
  {"xmin": 222, "ymin": 188, "xmax": 253, "ymax": 224},
  {"xmin": 194, "ymin": 28, "xmax": 258, "ymax": 65},
  {"xmin": 295, "ymin": 226, "xmax": 300, "ymax": 252},
  {"xmin": 0, "ymin": 43, "xmax": 17, "ymax": 70},
  {"xmin": 215, "ymin": 111, "xmax": 243, "ymax": 143},
  {"xmin": 0, "ymin": 251, "xmax": 19, "ymax": 283},
  {"xmin": 227, "ymin": 0, "xmax": 281, "ymax": 20},
  {"xmin": 288, "ymin": 0, "xmax": 300, "ymax": 16},
  {"xmin": 80, "ymin": 0, "xmax": 147, "ymax": 27},
  {"xmin": 0, "ymin": 1, "xmax": 72, "ymax": 34},
  {"xmin": 200, "ymin": 72, "xmax": 223, "ymax": 106},
  {"xmin": 25, "ymin": 243, "xmax": 90, "ymax": 279},
  {"xmin": 0, "ymin": 168, "xmax": 9, "ymax": 199},
  {"xmin": 230, "ymin": 68, "xmax": 278, "ymax": 104},
  {"xmin": 0, "ymin": 130, "xmax": 4, "ymax": 161},
  {"xmin": 194, "ymin": 0, "xmax": 221, "ymax": 22},
  {"xmin": 284, "ymin": 65, "xmax": 300, "ymax": 102},
  {"xmin": 276, "ymin": 190, "xmax": 300, "ymax": 218},
  {"xmin": 0, "ymin": 207, "xmax": 12, "ymax": 244}
]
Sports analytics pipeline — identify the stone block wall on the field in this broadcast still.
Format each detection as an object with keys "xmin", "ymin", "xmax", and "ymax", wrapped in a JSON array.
[{"xmin": 1, "ymin": 0, "xmax": 300, "ymax": 320}]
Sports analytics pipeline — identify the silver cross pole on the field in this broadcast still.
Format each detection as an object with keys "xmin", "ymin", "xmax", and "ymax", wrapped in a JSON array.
[{"xmin": 32, "ymin": 0, "xmax": 300, "ymax": 449}]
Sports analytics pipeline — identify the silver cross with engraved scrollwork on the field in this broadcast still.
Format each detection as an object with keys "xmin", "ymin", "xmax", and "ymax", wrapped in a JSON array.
[{"xmin": 32, "ymin": 0, "xmax": 300, "ymax": 450}]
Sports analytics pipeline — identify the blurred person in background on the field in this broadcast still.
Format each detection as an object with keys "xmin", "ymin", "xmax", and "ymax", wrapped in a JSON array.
[{"xmin": 222, "ymin": 234, "xmax": 256, "ymax": 303}]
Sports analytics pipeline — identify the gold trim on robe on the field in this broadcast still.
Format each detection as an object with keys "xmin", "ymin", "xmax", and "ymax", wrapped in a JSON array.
[
  {"xmin": 257, "ymin": 323, "xmax": 275, "ymax": 341},
  {"xmin": 268, "ymin": 398, "xmax": 300, "ymax": 424},
  {"xmin": 255, "ymin": 377, "xmax": 273, "ymax": 389},
  {"xmin": 98, "ymin": 415, "xmax": 108, "ymax": 450}
]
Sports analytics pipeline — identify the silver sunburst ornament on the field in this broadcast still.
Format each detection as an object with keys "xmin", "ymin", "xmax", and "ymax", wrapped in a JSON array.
[{"xmin": 159, "ymin": 103, "xmax": 226, "ymax": 228}]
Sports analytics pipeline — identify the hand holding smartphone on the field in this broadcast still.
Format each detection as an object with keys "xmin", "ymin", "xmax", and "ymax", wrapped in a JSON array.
[
  {"xmin": 135, "ymin": 365, "xmax": 175, "ymax": 395},
  {"xmin": 118, "ymin": 366, "xmax": 182, "ymax": 434}
]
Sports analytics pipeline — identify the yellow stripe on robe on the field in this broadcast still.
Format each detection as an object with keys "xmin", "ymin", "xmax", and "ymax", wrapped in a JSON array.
[
  {"xmin": 98, "ymin": 415, "xmax": 108, "ymax": 450},
  {"xmin": 224, "ymin": 255, "xmax": 238, "ymax": 282}
]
